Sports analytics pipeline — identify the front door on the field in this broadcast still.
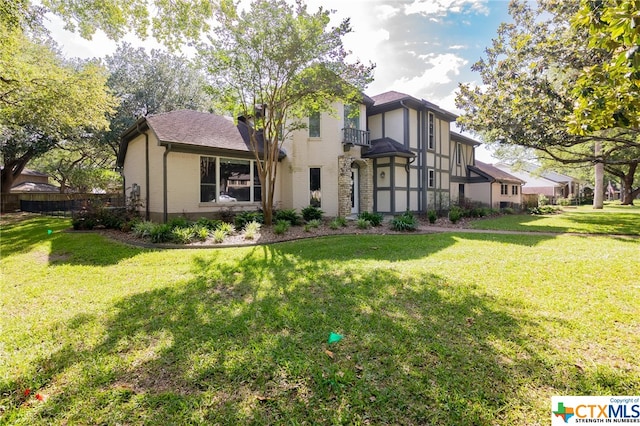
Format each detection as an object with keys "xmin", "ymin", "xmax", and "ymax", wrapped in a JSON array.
[{"xmin": 351, "ymin": 166, "xmax": 359, "ymax": 214}]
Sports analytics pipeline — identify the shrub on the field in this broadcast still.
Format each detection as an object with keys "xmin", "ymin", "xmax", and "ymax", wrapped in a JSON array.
[
  {"xmin": 390, "ymin": 211, "xmax": 417, "ymax": 231},
  {"xmin": 329, "ymin": 219, "xmax": 342, "ymax": 230},
  {"xmin": 529, "ymin": 205, "xmax": 561, "ymax": 215},
  {"xmin": 196, "ymin": 217, "xmax": 224, "ymax": 231},
  {"xmin": 304, "ymin": 219, "xmax": 321, "ymax": 232},
  {"xmin": 274, "ymin": 209, "xmax": 301, "ymax": 226},
  {"xmin": 334, "ymin": 217, "xmax": 348, "ymax": 227},
  {"xmin": 192, "ymin": 224, "xmax": 210, "ymax": 241},
  {"xmin": 358, "ymin": 211, "xmax": 383, "ymax": 227},
  {"xmin": 449, "ymin": 206, "xmax": 463, "ymax": 224},
  {"xmin": 301, "ymin": 205, "xmax": 324, "ymax": 222},
  {"xmin": 217, "ymin": 222, "xmax": 234, "ymax": 234},
  {"xmin": 557, "ymin": 197, "xmax": 573, "ymax": 206},
  {"xmin": 243, "ymin": 221, "xmax": 262, "ymax": 240},
  {"xmin": 167, "ymin": 216, "xmax": 189, "ymax": 229},
  {"xmin": 357, "ymin": 218, "xmax": 371, "ymax": 229},
  {"xmin": 501, "ymin": 207, "xmax": 515, "ymax": 215},
  {"xmin": 538, "ymin": 194, "xmax": 549, "ymax": 206},
  {"xmin": 72, "ymin": 206, "xmax": 135, "ymax": 231},
  {"xmin": 427, "ymin": 210, "xmax": 437, "ymax": 224},
  {"xmin": 132, "ymin": 221, "xmax": 156, "ymax": 239},
  {"xmin": 171, "ymin": 226, "xmax": 194, "ymax": 244},
  {"xmin": 150, "ymin": 223, "xmax": 172, "ymax": 243},
  {"xmin": 273, "ymin": 220, "xmax": 290, "ymax": 235},
  {"xmin": 234, "ymin": 211, "xmax": 264, "ymax": 230},
  {"xmin": 212, "ymin": 228, "xmax": 227, "ymax": 243}
]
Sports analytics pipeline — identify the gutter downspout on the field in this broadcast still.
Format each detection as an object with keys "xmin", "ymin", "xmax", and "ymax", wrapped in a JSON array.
[
  {"xmin": 136, "ymin": 122, "xmax": 150, "ymax": 221},
  {"xmin": 163, "ymin": 143, "xmax": 172, "ymax": 223}
]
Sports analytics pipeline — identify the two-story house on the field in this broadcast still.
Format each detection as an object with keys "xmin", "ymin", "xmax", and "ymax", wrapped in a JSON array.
[{"xmin": 117, "ymin": 90, "xmax": 513, "ymax": 221}]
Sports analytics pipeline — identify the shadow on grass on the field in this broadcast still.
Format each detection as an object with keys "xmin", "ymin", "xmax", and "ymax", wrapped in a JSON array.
[{"xmin": 3, "ymin": 243, "xmax": 635, "ymax": 425}]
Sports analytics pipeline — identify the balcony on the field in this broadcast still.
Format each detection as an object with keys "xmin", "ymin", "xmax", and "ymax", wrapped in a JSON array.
[{"xmin": 342, "ymin": 128, "xmax": 370, "ymax": 147}]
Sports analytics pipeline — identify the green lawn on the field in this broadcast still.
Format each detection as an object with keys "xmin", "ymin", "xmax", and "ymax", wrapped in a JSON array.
[
  {"xmin": 470, "ymin": 203, "xmax": 640, "ymax": 235},
  {"xmin": 1, "ymin": 216, "xmax": 639, "ymax": 425}
]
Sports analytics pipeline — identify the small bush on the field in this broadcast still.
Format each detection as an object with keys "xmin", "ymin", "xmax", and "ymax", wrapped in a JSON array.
[
  {"xmin": 501, "ymin": 207, "xmax": 515, "ymax": 215},
  {"xmin": 243, "ymin": 221, "xmax": 262, "ymax": 240},
  {"xmin": 538, "ymin": 194, "xmax": 549, "ymax": 206},
  {"xmin": 274, "ymin": 209, "xmax": 301, "ymax": 226},
  {"xmin": 390, "ymin": 211, "xmax": 417, "ymax": 231},
  {"xmin": 196, "ymin": 217, "xmax": 224, "ymax": 231},
  {"xmin": 449, "ymin": 206, "xmax": 463, "ymax": 224},
  {"xmin": 218, "ymin": 222, "xmax": 234, "ymax": 234},
  {"xmin": 557, "ymin": 197, "xmax": 573, "ymax": 206},
  {"xmin": 301, "ymin": 205, "xmax": 324, "ymax": 222},
  {"xmin": 234, "ymin": 211, "xmax": 264, "ymax": 230},
  {"xmin": 171, "ymin": 227, "xmax": 194, "ymax": 244},
  {"xmin": 304, "ymin": 219, "xmax": 321, "ymax": 232},
  {"xmin": 357, "ymin": 218, "xmax": 371, "ymax": 229},
  {"xmin": 150, "ymin": 223, "xmax": 172, "ymax": 243},
  {"xmin": 212, "ymin": 228, "xmax": 227, "ymax": 243},
  {"xmin": 427, "ymin": 210, "xmax": 437, "ymax": 224},
  {"xmin": 358, "ymin": 211, "xmax": 383, "ymax": 227},
  {"xmin": 273, "ymin": 220, "xmax": 290, "ymax": 235},
  {"xmin": 132, "ymin": 221, "xmax": 156, "ymax": 239},
  {"xmin": 192, "ymin": 224, "xmax": 210, "ymax": 241},
  {"xmin": 529, "ymin": 206, "xmax": 561, "ymax": 215},
  {"xmin": 167, "ymin": 216, "xmax": 189, "ymax": 230}
]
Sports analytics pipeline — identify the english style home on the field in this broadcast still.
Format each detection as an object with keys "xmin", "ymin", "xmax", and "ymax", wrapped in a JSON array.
[{"xmin": 116, "ymin": 91, "xmax": 522, "ymax": 222}]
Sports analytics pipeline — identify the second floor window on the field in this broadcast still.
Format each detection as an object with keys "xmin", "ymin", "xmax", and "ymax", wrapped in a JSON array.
[
  {"xmin": 428, "ymin": 169, "xmax": 435, "ymax": 188},
  {"xmin": 456, "ymin": 143, "xmax": 462, "ymax": 164},
  {"xmin": 344, "ymin": 104, "xmax": 359, "ymax": 130},
  {"xmin": 512, "ymin": 185, "xmax": 519, "ymax": 195},
  {"xmin": 501, "ymin": 184, "xmax": 508, "ymax": 195},
  {"xmin": 309, "ymin": 112, "xmax": 320, "ymax": 138}
]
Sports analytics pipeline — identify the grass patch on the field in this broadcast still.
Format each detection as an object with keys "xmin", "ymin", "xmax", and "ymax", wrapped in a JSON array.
[
  {"xmin": 1, "ymin": 217, "xmax": 639, "ymax": 424},
  {"xmin": 471, "ymin": 204, "xmax": 640, "ymax": 235}
]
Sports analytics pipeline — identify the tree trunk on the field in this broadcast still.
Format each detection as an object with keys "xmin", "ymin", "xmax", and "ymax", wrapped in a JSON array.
[
  {"xmin": 620, "ymin": 166, "xmax": 637, "ymax": 205},
  {"xmin": 593, "ymin": 142, "xmax": 604, "ymax": 209}
]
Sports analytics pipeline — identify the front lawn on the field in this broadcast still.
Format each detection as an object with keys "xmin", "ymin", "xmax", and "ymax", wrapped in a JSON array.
[
  {"xmin": 1, "ymin": 217, "xmax": 639, "ymax": 425},
  {"xmin": 470, "ymin": 203, "xmax": 640, "ymax": 235}
]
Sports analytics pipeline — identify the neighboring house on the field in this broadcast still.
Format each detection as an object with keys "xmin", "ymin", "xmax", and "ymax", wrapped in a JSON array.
[
  {"xmin": 8, "ymin": 168, "xmax": 59, "ymax": 193},
  {"xmin": 117, "ymin": 91, "xmax": 502, "ymax": 221},
  {"xmin": 495, "ymin": 163, "xmax": 583, "ymax": 204},
  {"xmin": 467, "ymin": 161, "xmax": 524, "ymax": 209}
]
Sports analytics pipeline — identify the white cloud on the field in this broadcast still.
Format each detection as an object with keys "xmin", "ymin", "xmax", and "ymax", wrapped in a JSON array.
[
  {"xmin": 374, "ymin": 4, "xmax": 400, "ymax": 20},
  {"xmin": 404, "ymin": 0, "xmax": 489, "ymax": 17},
  {"xmin": 390, "ymin": 53, "xmax": 468, "ymax": 96},
  {"xmin": 448, "ymin": 44, "xmax": 466, "ymax": 50}
]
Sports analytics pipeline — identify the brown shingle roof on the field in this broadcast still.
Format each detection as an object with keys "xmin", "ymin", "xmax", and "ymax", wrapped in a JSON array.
[
  {"xmin": 470, "ymin": 161, "xmax": 524, "ymax": 184},
  {"xmin": 147, "ymin": 110, "xmax": 249, "ymax": 152}
]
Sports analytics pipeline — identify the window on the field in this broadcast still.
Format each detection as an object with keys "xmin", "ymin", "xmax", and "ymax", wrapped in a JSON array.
[
  {"xmin": 200, "ymin": 157, "xmax": 217, "ymax": 202},
  {"xmin": 310, "ymin": 167, "xmax": 321, "ymax": 207},
  {"xmin": 200, "ymin": 156, "xmax": 259, "ymax": 202},
  {"xmin": 512, "ymin": 185, "xmax": 519, "ymax": 195},
  {"xmin": 428, "ymin": 169, "xmax": 435, "ymax": 188},
  {"xmin": 344, "ymin": 104, "xmax": 359, "ymax": 130},
  {"xmin": 428, "ymin": 113, "xmax": 434, "ymax": 150},
  {"xmin": 309, "ymin": 111, "xmax": 320, "ymax": 138},
  {"xmin": 456, "ymin": 143, "xmax": 462, "ymax": 164},
  {"xmin": 220, "ymin": 158, "xmax": 251, "ymax": 201},
  {"xmin": 501, "ymin": 184, "xmax": 508, "ymax": 195}
]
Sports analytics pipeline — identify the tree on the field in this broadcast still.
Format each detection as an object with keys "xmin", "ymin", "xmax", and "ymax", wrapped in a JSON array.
[
  {"xmin": 42, "ymin": 0, "xmax": 214, "ymax": 49},
  {"xmin": 456, "ymin": 0, "xmax": 640, "ymax": 206},
  {"xmin": 100, "ymin": 43, "xmax": 212, "ymax": 158},
  {"xmin": 0, "ymin": 22, "xmax": 116, "ymax": 194},
  {"xmin": 571, "ymin": 0, "xmax": 640, "ymax": 133},
  {"xmin": 199, "ymin": 0, "xmax": 373, "ymax": 224}
]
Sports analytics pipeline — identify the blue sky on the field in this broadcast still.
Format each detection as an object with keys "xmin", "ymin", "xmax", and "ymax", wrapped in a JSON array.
[{"xmin": 45, "ymin": 0, "xmax": 515, "ymax": 160}]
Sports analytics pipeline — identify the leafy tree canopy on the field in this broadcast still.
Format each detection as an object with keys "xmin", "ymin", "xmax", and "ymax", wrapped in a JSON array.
[
  {"xmin": 571, "ymin": 0, "xmax": 640, "ymax": 133},
  {"xmin": 199, "ymin": 0, "xmax": 374, "ymax": 223},
  {"xmin": 0, "ymin": 21, "xmax": 117, "ymax": 193},
  {"xmin": 456, "ymin": 0, "xmax": 640, "ymax": 204}
]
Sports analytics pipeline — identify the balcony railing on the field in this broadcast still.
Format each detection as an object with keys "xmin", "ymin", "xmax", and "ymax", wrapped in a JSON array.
[{"xmin": 342, "ymin": 128, "xmax": 370, "ymax": 147}]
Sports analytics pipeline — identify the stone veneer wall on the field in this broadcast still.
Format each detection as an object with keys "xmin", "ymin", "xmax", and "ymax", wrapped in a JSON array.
[{"xmin": 338, "ymin": 154, "xmax": 373, "ymax": 217}]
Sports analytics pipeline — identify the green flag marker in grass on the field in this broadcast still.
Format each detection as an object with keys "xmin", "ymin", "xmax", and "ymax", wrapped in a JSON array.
[
  {"xmin": 47, "ymin": 230, "xmax": 53, "ymax": 235},
  {"xmin": 328, "ymin": 332, "xmax": 343, "ymax": 344}
]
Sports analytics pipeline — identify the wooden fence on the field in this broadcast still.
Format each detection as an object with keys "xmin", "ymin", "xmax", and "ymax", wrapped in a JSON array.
[{"xmin": 1, "ymin": 193, "xmax": 124, "ymax": 215}]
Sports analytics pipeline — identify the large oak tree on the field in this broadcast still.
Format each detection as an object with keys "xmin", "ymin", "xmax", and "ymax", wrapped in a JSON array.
[{"xmin": 456, "ymin": 0, "xmax": 640, "ymax": 206}]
